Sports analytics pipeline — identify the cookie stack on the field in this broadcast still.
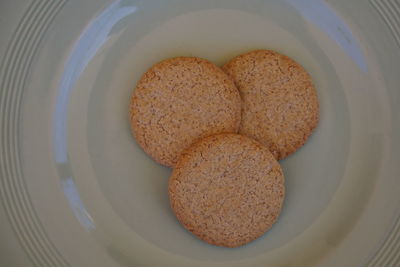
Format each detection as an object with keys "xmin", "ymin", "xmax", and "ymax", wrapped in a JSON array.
[{"xmin": 129, "ymin": 50, "xmax": 319, "ymax": 248}]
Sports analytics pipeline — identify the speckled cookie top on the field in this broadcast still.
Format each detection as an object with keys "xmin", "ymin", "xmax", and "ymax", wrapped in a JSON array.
[
  {"xmin": 222, "ymin": 50, "xmax": 319, "ymax": 160},
  {"xmin": 169, "ymin": 133, "xmax": 285, "ymax": 248},
  {"xmin": 130, "ymin": 57, "xmax": 241, "ymax": 167}
]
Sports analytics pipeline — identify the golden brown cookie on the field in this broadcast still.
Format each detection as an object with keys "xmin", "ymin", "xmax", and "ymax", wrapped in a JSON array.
[
  {"xmin": 130, "ymin": 57, "xmax": 241, "ymax": 167},
  {"xmin": 169, "ymin": 133, "xmax": 285, "ymax": 248},
  {"xmin": 222, "ymin": 50, "xmax": 319, "ymax": 160}
]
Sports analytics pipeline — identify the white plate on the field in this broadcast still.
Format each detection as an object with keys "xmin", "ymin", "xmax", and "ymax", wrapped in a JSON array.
[{"xmin": 1, "ymin": 0, "xmax": 400, "ymax": 266}]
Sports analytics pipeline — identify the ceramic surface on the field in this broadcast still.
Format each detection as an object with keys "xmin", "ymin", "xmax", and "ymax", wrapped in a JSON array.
[{"xmin": 0, "ymin": 0, "xmax": 399, "ymax": 266}]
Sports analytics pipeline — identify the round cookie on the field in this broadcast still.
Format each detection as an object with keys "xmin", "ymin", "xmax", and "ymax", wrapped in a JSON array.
[
  {"xmin": 169, "ymin": 133, "xmax": 285, "ymax": 248},
  {"xmin": 130, "ymin": 57, "xmax": 241, "ymax": 167},
  {"xmin": 222, "ymin": 50, "xmax": 319, "ymax": 160}
]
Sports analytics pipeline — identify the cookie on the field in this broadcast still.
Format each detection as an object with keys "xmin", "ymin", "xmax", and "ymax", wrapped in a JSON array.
[
  {"xmin": 130, "ymin": 57, "xmax": 242, "ymax": 167},
  {"xmin": 222, "ymin": 50, "xmax": 319, "ymax": 160},
  {"xmin": 169, "ymin": 133, "xmax": 285, "ymax": 248}
]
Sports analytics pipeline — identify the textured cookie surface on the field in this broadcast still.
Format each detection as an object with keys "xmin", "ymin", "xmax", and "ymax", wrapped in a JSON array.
[
  {"xmin": 130, "ymin": 57, "xmax": 241, "ymax": 167},
  {"xmin": 169, "ymin": 134, "xmax": 285, "ymax": 248},
  {"xmin": 222, "ymin": 50, "xmax": 319, "ymax": 160}
]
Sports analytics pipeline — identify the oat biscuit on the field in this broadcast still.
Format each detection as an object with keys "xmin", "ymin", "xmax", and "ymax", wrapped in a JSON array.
[
  {"xmin": 130, "ymin": 57, "xmax": 241, "ymax": 167},
  {"xmin": 169, "ymin": 133, "xmax": 285, "ymax": 247},
  {"xmin": 222, "ymin": 50, "xmax": 319, "ymax": 160}
]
